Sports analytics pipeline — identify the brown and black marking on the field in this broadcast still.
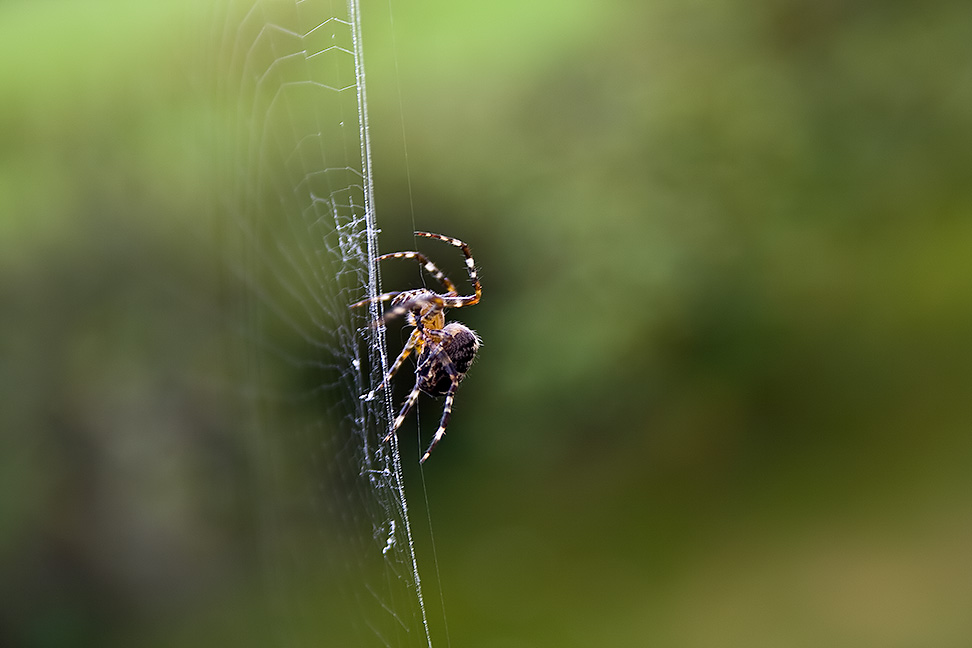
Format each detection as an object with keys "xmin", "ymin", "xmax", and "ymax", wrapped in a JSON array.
[{"xmin": 350, "ymin": 231, "xmax": 482, "ymax": 463}]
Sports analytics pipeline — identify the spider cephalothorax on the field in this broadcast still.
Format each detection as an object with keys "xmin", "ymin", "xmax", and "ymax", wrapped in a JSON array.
[{"xmin": 351, "ymin": 231, "xmax": 482, "ymax": 463}]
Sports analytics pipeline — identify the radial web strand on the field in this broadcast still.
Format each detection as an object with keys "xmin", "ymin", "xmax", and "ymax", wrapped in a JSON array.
[{"xmin": 214, "ymin": 1, "xmax": 434, "ymax": 645}]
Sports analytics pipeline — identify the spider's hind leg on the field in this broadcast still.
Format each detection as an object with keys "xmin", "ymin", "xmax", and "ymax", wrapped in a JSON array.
[
  {"xmin": 381, "ymin": 342, "xmax": 461, "ymax": 464},
  {"xmin": 420, "ymin": 373, "xmax": 459, "ymax": 464},
  {"xmin": 383, "ymin": 380, "xmax": 422, "ymax": 444},
  {"xmin": 414, "ymin": 345, "xmax": 461, "ymax": 463},
  {"xmin": 381, "ymin": 333, "xmax": 437, "ymax": 443}
]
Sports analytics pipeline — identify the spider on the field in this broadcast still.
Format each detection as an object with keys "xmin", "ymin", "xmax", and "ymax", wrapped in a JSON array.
[{"xmin": 351, "ymin": 231, "xmax": 482, "ymax": 463}]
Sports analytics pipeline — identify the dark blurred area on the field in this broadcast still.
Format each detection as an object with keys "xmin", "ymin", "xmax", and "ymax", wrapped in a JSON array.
[{"xmin": 3, "ymin": 0, "xmax": 972, "ymax": 646}]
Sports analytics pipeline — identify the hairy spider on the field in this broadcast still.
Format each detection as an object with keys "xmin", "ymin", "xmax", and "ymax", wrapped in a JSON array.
[{"xmin": 351, "ymin": 231, "xmax": 482, "ymax": 463}]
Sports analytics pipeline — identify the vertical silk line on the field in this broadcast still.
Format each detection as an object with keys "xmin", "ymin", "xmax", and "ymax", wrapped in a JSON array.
[{"xmin": 348, "ymin": 0, "xmax": 434, "ymax": 646}]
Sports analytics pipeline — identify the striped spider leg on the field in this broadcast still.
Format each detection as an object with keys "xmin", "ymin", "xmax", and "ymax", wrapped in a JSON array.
[
  {"xmin": 387, "ymin": 327, "xmax": 465, "ymax": 463},
  {"xmin": 350, "ymin": 231, "xmax": 482, "ymax": 462}
]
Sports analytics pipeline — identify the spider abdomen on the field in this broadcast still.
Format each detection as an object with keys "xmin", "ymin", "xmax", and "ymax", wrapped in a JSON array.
[{"xmin": 418, "ymin": 322, "xmax": 480, "ymax": 397}]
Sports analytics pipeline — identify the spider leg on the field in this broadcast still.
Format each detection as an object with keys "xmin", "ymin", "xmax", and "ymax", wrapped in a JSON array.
[
  {"xmin": 376, "ymin": 250, "xmax": 459, "ymax": 295},
  {"xmin": 381, "ymin": 350, "xmax": 438, "ymax": 444},
  {"xmin": 351, "ymin": 231, "xmax": 481, "ymax": 321},
  {"xmin": 420, "ymin": 365, "xmax": 460, "ymax": 464},
  {"xmin": 381, "ymin": 326, "xmax": 436, "ymax": 442},
  {"xmin": 378, "ymin": 294, "xmax": 447, "ymax": 327},
  {"xmin": 383, "ymin": 380, "xmax": 422, "ymax": 444},
  {"xmin": 349, "ymin": 291, "xmax": 403, "ymax": 311},
  {"xmin": 351, "ymin": 291, "xmax": 450, "ymax": 329},
  {"xmin": 363, "ymin": 328, "xmax": 424, "ymax": 400},
  {"xmin": 414, "ymin": 231, "xmax": 482, "ymax": 307},
  {"xmin": 381, "ymin": 339, "xmax": 456, "ymax": 460}
]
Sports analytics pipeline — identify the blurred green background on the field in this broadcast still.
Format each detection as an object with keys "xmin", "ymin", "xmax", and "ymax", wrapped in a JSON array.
[{"xmin": 3, "ymin": 0, "xmax": 972, "ymax": 646}]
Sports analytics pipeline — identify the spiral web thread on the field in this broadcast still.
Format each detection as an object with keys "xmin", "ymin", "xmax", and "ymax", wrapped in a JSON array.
[{"xmin": 215, "ymin": 0, "xmax": 434, "ymax": 644}]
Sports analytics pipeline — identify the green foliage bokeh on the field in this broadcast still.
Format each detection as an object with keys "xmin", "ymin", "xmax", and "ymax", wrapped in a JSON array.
[{"xmin": 2, "ymin": 0, "xmax": 971, "ymax": 646}]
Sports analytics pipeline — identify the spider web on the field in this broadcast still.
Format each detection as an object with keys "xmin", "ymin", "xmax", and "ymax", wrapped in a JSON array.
[{"xmin": 214, "ymin": 1, "xmax": 435, "ymax": 645}]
